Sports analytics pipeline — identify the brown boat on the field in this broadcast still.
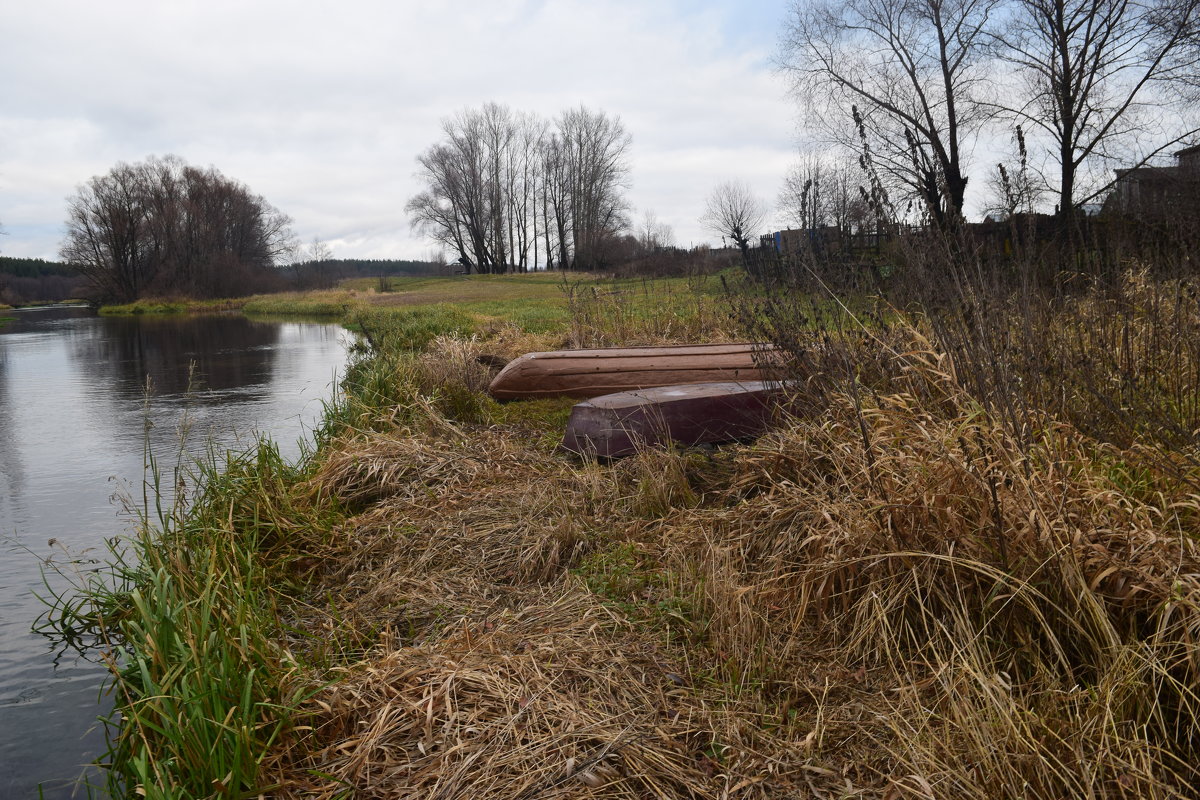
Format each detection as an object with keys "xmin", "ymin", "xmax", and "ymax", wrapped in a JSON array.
[
  {"xmin": 560, "ymin": 380, "xmax": 784, "ymax": 459},
  {"xmin": 488, "ymin": 342, "xmax": 781, "ymax": 401}
]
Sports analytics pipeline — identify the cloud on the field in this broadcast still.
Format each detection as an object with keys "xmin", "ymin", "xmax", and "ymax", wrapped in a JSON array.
[{"xmin": 0, "ymin": 0, "xmax": 796, "ymax": 260}]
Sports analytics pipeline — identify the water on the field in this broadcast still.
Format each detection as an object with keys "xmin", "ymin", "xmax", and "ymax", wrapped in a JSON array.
[{"xmin": 0, "ymin": 306, "xmax": 352, "ymax": 797}]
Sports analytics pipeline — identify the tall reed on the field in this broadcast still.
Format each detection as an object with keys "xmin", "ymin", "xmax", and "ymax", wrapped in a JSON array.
[{"xmin": 40, "ymin": 436, "xmax": 331, "ymax": 798}]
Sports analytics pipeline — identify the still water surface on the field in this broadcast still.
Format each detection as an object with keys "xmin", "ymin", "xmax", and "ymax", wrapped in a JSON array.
[{"xmin": 0, "ymin": 306, "xmax": 351, "ymax": 797}]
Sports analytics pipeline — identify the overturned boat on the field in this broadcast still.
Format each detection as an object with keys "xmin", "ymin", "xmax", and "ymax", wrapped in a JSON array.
[
  {"xmin": 488, "ymin": 342, "xmax": 781, "ymax": 401},
  {"xmin": 560, "ymin": 380, "xmax": 785, "ymax": 459}
]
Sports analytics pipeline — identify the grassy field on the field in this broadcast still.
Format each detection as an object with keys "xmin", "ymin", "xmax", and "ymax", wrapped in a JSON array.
[
  {"xmin": 51, "ymin": 266, "xmax": 1200, "ymax": 798},
  {"xmin": 100, "ymin": 272, "xmax": 733, "ymax": 343}
]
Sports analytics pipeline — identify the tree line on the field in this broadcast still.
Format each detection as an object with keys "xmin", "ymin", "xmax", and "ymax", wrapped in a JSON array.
[
  {"xmin": 288, "ymin": 257, "xmax": 445, "ymax": 290},
  {"xmin": 775, "ymin": 0, "xmax": 1200, "ymax": 229},
  {"xmin": 0, "ymin": 256, "xmax": 83, "ymax": 306},
  {"xmin": 60, "ymin": 155, "xmax": 295, "ymax": 302},
  {"xmin": 0, "ymin": 256, "xmax": 75, "ymax": 279},
  {"xmin": 406, "ymin": 103, "xmax": 633, "ymax": 273}
]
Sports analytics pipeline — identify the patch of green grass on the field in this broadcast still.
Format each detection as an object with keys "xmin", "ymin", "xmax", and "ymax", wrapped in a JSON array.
[
  {"xmin": 39, "ymin": 438, "xmax": 342, "ymax": 797},
  {"xmin": 99, "ymin": 299, "xmax": 189, "ymax": 315},
  {"xmin": 0, "ymin": 315, "xmax": 14, "ymax": 328},
  {"xmin": 98, "ymin": 297, "xmax": 249, "ymax": 315},
  {"xmin": 573, "ymin": 542, "xmax": 703, "ymax": 641},
  {"xmin": 242, "ymin": 292, "xmax": 354, "ymax": 317},
  {"xmin": 460, "ymin": 298, "xmax": 572, "ymax": 333},
  {"xmin": 349, "ymin": 304, "xmax": 480, "ymax": 351},
  {"xmin": 575, "ymin": 542, "xmax": 658, "ymax": 602},
  {"xmin": 487, "ymin": 396, "xmax": 576, "ymax": 438}
]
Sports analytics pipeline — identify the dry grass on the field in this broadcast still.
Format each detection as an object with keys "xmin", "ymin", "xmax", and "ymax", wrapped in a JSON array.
[
  {"xmin": 274, "ymin": 589, "xmax": 724, "ymax": 799},
  {"xmin": 259, "ymin": 326, "xmax": 1200, "ymax": 799}
]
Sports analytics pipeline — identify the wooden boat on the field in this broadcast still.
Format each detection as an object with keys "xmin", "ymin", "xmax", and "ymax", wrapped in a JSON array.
[
  {"xmin": 488, "ymin": 342, "xmax": 781, "ymax": 401},
  {"xmin": 560, "ymin": 380, "xmax": 784, "ymax": 459}
]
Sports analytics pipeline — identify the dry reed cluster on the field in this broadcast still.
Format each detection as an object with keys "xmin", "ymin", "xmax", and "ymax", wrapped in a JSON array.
[{"xmin": 261, "ymin": 320, "xmax": 1200, "ymax": 798}]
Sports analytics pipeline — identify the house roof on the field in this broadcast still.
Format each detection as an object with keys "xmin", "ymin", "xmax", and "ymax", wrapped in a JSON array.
[
  {"xmin": 1115, "ymin": 165, "xmax": 1177, "ymax": 179},
  {"xmin": 1175, "ymin": 143, "xmax": 1200, "ymax": 158}
]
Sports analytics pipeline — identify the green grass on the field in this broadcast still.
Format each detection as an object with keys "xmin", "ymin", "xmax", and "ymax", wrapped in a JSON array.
[
  {"xmin": 241, "ymin": 292, "xmax": 354, "ymax": 317},
  {"xmin": 99, "ymin": 300, "xmax": 189, "ymax": 315},
  {"xmin": 39, "ymin": 437, "xmax": 344, "ymax": 799},
  {"xmin": 348, "ymin": 304, "xmax": 481, "ymax": 351},
  {"xmin": 98, "ymin": 297, "xmax": 248, "ymax": 315},
  {"xmin": 95, "ymin": 273, "xmax": 730, "ymax": 343},
  {"xmin": 486, "ymin": 396, "xmax": 577, "ymax": 446}
]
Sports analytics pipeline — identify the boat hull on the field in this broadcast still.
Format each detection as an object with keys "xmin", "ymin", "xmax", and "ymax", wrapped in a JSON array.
[
  {"xmin": 488, "ymin": 342, "xmax": 780, "ymax": 401},
  {"xmin": 560, "ymin": 380, "xmax": 783, "ymax": 459}
]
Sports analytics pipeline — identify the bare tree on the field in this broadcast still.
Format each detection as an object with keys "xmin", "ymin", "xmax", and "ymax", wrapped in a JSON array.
[
  {"xmin": 778, "ymin": 153, "xmax": 870, "ymax": 234},
  {"xmin": 700, "ymin": 181, "xmax": 768, "ymax": 254},
  {"xmin": 555, "ymin": 106, "xmax": 632, "ymax": 270},
  {"xmin": 780, "ymin": 0, "xmax": 999, "ymax": 225},
  {"xmin": 639, "ymin": 210, "xmax": 675, "ymax": 251},
  {"xmin": 407, "ymin": 107, "xmax": 499, "ymax": 273},
  {"xmin": 506, "ymin": 112, "xmax": 546, "ymax": 272},
  {"xmin": 61, "ymin": 156, "xmax": 293, "ymax": 302},
  {"xmin": 409, "ymin": 103, "xmax": 631, "ymax": 273},
  {"xmin": 288, "ymin": 236, "xmax": 336, "ymax": 289},
  {"xmin": 61, "ymin": 162, "xmax": 156, "ymax": 302},
  {"xmin": 992, "ymin": 0, "xmax": 1200, "ymax": 219},
  {"xmin": 409, "ymin": 104, "xmax": 550, "ymax": 273},
  {"xmin": 307, "ymin": 237, "xmax": 333, "ymax": 263},
  {"xmin": 541, "ymin": 131, "xmax": 572, "ymax": 269}
]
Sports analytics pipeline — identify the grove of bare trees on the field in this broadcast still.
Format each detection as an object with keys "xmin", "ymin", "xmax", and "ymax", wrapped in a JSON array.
[
  {"xmin": 778, "ymin": 154, "xmax": 871, "ymax": 234},
  {"xmin": 638, "ymin": 211, "xmax": 676, "ymax": 251},
  {"xmin": 61, "ymin": 155, "xmax": 295, "ymax": 302},
  {"xmin": 406, "ymin": 103, "xmax": 631, "ymax": 273},
  {"xmin": 779, "ymin": 0, "xmax": 1200, "ymax": 225}
]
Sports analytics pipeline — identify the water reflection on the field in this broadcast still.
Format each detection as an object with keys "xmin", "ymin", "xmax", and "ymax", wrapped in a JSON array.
[
  {"xmin": 69, "ymin": 314, "xmax": 282, "ymax": 399},
  {"xmin": 0, "ymin": 351, "xmax": 25, "ymax": 522},
  {"xmin": 0, "ymin": 306, "xmax": 350, "ymax": 798}
]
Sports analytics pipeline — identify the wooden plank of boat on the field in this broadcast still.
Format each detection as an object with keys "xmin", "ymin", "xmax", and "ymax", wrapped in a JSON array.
[
  {"xmin": 488, "ymin": 342, "xmax": 781, "ymax": 400},
  {"xmin": 560, "ymin": 380, "xmax": 784, "ymax": 459}
]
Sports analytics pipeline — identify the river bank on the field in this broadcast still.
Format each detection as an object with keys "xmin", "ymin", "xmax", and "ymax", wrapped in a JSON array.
[{"xmin": 53, "ymin": 271, "xmax": 1200, "ymax": 798}]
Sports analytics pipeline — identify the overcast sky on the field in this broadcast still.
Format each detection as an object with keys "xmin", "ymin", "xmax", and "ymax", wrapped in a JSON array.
[{"xmin": 0, "ymin": 0, "xmax": 808, "ymax": 262}]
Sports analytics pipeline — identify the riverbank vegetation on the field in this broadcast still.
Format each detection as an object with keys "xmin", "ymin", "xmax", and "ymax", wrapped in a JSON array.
[
  {"xmin": 98, "ymin": 297, "xmax": 250, "ymax": 315},
  {"xmin": 46, "ymin": 244, "xmax": 1200, "ymax": 797}
]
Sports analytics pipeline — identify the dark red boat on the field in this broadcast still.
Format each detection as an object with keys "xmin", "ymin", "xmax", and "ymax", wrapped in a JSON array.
[
  {"xmin": 488, "ymin": 342, "xmax": 781, "ymax": 401},
  {"xmin": 560, "ymin": 380, "xmax": 784, "ymax": 459}
]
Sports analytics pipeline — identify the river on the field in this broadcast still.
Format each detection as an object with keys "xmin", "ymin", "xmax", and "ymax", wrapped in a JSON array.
[{"xmin": 0, "ymin": 306, "xmax": 351, "ymax": 797}]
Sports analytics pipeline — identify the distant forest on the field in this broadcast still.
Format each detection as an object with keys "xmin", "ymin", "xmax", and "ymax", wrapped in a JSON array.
[
  {"xmin": 286, "ymin": 258, "xmax": 443, "ymax": 289},
  {"xmin": 0, "ymin": 256, "xmax": 83, "ymax": 305},
  {"xmin": 0, "ymin": 255, "xmax": 443, "ymax": 305},
  {"xmin": 0, "ymin": 256, "xmax": 77, "ymax": 278}
]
